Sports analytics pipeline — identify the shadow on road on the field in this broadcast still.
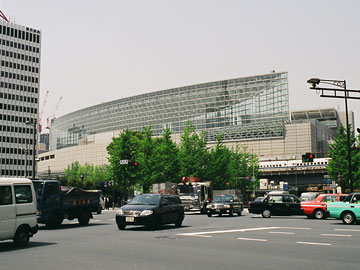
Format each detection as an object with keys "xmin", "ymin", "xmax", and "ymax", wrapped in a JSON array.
[
  {"xmin": 0, "ymin": 241, "xmax": 57, "ymax": 253},
  {"xmin": 38, "ymin": 222, "xmax": 111, "ymax": 231}
]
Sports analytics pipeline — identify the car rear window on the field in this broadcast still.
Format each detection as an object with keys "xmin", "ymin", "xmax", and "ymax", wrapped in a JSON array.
[
  {"xmin": 322, "ymin": 196, "xmax": 337, "ymax": 203},
  {"xmin": 168, "ymin": 196, "xmax": 180, "ymax": 205}
]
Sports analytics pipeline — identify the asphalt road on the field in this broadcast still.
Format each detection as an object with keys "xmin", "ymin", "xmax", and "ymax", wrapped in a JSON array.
[{"xmin": 1, "ymin": 209, "xmax": 360, "ymax": 270}]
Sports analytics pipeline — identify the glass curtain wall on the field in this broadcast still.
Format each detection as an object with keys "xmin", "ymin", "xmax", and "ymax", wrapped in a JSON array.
[{"xmin": 50, "ymin": 72, "xmax": 289, "ymax": 150}]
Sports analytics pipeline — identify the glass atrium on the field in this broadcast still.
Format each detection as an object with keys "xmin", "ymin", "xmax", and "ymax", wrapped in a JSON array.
[{"xmin": 49, "ymin": 72, "xmax": 289, "ymax": 150}]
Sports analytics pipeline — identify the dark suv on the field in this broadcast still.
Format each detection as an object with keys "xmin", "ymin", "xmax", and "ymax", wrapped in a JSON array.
[
  {"xmin": 116, "ymin": 194, "xmax": 184, "ymax": 230},
  {"xmin": 206, "ymin": 195, "xmax": 243, "ymax": 217}
]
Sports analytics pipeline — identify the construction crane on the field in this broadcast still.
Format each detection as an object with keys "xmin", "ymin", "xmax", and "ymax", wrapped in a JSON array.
[
  {"xmin": 46, "ymin": 97, "xmax": 63, "ymax": 130},
  {"xmin": 38, "ymin": 90, "xmax": 49, "ymax": 133},
  {"xmin": 0, "ymin": 9, "xmax": 9, "ymax": 22}
]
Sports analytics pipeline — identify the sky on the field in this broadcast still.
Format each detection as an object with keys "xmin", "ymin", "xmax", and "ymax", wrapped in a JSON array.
[{"xmin": 1, "ymin": 0, "xmax": 359, "ymax": 133}]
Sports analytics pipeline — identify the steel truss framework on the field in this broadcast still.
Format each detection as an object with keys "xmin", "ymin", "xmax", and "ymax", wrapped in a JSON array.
[{"xmin": 50, "ymin": 72, "xmax": 289, "ymax": 150}]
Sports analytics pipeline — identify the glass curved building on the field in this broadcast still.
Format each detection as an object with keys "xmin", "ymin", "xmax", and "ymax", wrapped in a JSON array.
[{"xmin": 50, "ymin": 72, "xmax": 289, "ymax": 151}]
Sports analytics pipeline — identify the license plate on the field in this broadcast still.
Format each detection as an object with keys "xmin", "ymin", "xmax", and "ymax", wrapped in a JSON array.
[
  {"xmin": 126, "ymin": 217, "xmax": 134, "ymax": 222},
  {"xmin": 215, "ymin": 209, "xmax": 220, "ymax": 213}
]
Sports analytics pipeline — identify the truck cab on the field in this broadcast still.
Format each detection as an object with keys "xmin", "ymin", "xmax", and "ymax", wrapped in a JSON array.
[
  {"xmin": 0, "ymin": 178, "xmax": 38, "ymax": 246},
  {"xmin": 177, "ymin": 177, "xmax": 212, "ymax": 213}
]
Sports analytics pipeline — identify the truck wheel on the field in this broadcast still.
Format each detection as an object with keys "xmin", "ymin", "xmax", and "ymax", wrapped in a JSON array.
[
  {"xmin": 207, "ymin": 213, "xmax": 212, "ymax": 217},
  {"xmin": 314, "ymin": 209, "xmax": 325, "ymax": 219},
  {"xmin": 78, "ymin": 211, "xmax": 90, "ymax": 226},
  {"xmin": 14, "ymin": 227, "xmax": 30, "ymax": 247},
  {"xmin": 262, "ymin": 209, "xmax": 271, "ymax": 218},
  {"xmin": 117, "ymin": 223, "xmax": 126, "ymax": 230},
  {"xmin": 238, "ymin": 209, "xmax": 242, "ymax": 216},
  {"xmin": 229, "ymin": 208, "xmax": 234, "ymax": 217},
  {"xmin": 342, "ymin": 212, "xmax": 355, "ymax": 225}
]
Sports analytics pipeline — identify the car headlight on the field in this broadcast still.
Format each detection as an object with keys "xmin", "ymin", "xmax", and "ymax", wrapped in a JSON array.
[
  {"xmin": 224, "ymin": 205, "xmax": 231, "ymax": 208},
  {"xmin": 116, "ymin": 209, "xmax": 124, "ymax": 215},
  {"xmin": 140, "ymin": 210, "xmax": 153, "ymax": 216},
  {"xmin": 206, "ymin": 205, "xmax": 212, "ymax": 208}
]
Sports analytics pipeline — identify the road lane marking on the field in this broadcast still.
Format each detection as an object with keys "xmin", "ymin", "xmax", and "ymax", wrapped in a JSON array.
[
  {"xmin": 177, "ymin": 227, "xmax": 280, "ymax": 237},
  {"xmin": 279, "ymin": 227, "xmax": 312, "ymax": 230},
  {"xmin": 91, "ymin": 219, "xmax": 101, "ymax": 222},
  {"xmin": 335, "ymin": 229, "xmax": 360, "ymax": 232},
  {"xmin": 237, "ymin": 237, "xmax": 268, "ymax": 242},
  {"xmin": 268, "ymin": 232, "xmax": 295, "ymax": 235},
  {"xmin": 297, "ymin": 242, "xmax": 331, "ymax": 246},
  {"xmin": 108, "ymin": 219, "xmax": 116, "ymax": 221},
  {"xmin": 321, "ymin": 234, "xmax": 352, "ymax": 237}
]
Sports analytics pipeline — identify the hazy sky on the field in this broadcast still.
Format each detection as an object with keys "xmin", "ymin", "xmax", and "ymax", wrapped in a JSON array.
[{"xmin": 1, "ymin": 0, "xmax": 359, "ymax": 132}]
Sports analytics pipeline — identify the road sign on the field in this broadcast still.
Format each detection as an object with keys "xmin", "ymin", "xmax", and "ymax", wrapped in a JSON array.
[{"xmin": 120, "ymin": 160, "xmax": 128, "ymax": 165}]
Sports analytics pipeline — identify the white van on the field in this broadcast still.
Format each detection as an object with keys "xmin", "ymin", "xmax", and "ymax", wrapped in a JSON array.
[{"xmin": 0, "ymin": 178, "xmax": 38, "ymax": 246}]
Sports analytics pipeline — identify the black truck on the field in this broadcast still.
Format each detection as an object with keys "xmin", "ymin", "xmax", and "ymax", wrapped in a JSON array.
[{"xmin": 248, "ymin": 193, "xmax": 303, "ymax": 218}]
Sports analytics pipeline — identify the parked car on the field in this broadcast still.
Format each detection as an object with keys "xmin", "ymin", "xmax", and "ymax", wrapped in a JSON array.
[
  {"xmin": 115, "ymin": 194, "xmax": 184, "ymax": 230},
  {"xmin": 248, "ymin": 193, "xmax": 303, "ymax": 218},
  {"xmin": 206, "ymin": 195, "xmax": 243, "ymax": 217},
  {"xmin": 327, "ymin": 193, "xmax": 360, "ymax": 224},
  {"xmin": 0, "ymin": 178, "xmax": 38, "ymax": 246},
  {"xmin": 301, "ymin": 193, "xmax": 348, "ymax": 219}
]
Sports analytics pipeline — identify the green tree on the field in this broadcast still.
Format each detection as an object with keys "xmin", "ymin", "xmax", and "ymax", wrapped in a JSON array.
[
  {"xmin": 137, "ymin": 127, "xmax": 157, "ymax": 193},
  {"xmin": 107, "ymin": 129, "xmax": 141, "ymax": 201},
  {"xmin": 328, "ymin": 125, "xmax": 359, "ymax": 191},
  {"xmin": 178, "ymin": 121, "xmax": 208, "ymax": 180},
  {"xmin": 92, "ymin": 165, "xmax": 112, "ymax": 190},
  {"xmin": 228, "ymin": 145, "xmax": 259, "ymax": 197},
  {"xmin": 64, "ymin": 161, "xmax": 81, "ymax": 187},
  {"xmin": 152, "ymin": 128, "xmax": 180, "ymax": 184},
  {"xmin": 204, "ymin": 134, "xmax": 232, "ymax": 189}
]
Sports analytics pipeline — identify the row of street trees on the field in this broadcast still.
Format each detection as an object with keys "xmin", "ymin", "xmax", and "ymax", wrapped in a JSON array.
[{"xmin": 62, "ymin": 121, "xmax": 259, "ymax": 199}]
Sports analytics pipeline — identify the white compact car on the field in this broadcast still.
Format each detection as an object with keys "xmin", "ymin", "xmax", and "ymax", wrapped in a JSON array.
[{"xmin": 0, "ymin": 178, "xmax": 38, "ymax": 246}]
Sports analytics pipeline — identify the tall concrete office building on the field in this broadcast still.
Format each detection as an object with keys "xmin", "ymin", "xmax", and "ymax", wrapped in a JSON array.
[{"xmin": 0, "ymin": 17, "xmax": 41, "ymax": 178}]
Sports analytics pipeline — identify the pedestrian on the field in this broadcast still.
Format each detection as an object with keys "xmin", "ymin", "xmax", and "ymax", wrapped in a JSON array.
[{"xmin": 104, "ymin": 196, "xmax": 110, "ymax": 210}]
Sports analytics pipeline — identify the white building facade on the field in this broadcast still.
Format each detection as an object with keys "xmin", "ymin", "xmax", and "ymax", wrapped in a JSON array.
[{"xmin": 0, "ymin": 19, "xmax": 41, "ymax": 178}]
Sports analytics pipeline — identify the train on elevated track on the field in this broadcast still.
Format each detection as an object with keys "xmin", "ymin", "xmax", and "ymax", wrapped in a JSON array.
[{"xmin": 259, "ymin": 157, "xmax": 331, "ymax": 170}]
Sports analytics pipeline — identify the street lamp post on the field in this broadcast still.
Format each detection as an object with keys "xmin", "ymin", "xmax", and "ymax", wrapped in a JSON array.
[
  {"xmin": 26, "ymin": 119, "xmax": 37, "ymax": 180},
  {"xmin": 22, "ymin": 147, "xmax": 28, "ymax": 178},
  {"xmin": 307, "ymin": 78, "xmax": 360, "ymax": 192}
]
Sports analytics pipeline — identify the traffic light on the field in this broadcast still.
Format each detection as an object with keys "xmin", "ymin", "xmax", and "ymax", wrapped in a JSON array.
[
  {"xmin": 128, "ymin": 161, "xmax": 139, "ymax": 170},
  {"xmin": 302, "ymin": 153, "xmax": 315, "ymax": 163}
]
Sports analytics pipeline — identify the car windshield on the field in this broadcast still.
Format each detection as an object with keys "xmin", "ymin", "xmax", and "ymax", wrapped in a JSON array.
[
  {"xmin": 177, "ymin": 185, "xmax": 196, "ymax": 195},
  {"xmin": 128, "ymin": 194, "xmax": 161, "ymax": 205},
  {"xmin": 213, "ymin": 195, "xmax": 233, "ymax": 203},
  {"xmin": 32, "ymin": 181, "xmax": 44, "ymax": 202}
]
